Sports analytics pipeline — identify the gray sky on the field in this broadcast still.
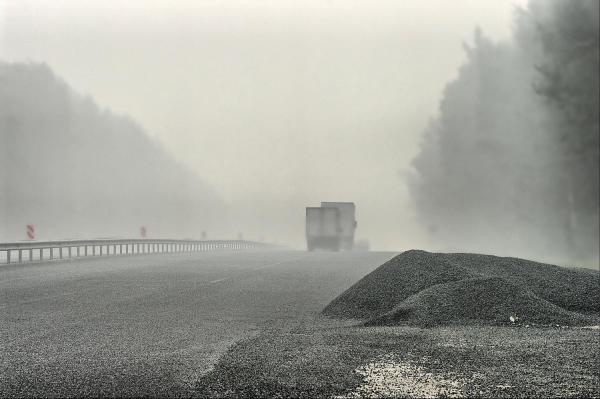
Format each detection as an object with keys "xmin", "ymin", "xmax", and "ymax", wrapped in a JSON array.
[{"xmin": 1, "ymin": 0, "xmax": 526, "ymax": 249}]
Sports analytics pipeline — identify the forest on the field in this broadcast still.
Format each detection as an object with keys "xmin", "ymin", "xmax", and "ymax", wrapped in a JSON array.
[
  {"xmin": 410, "ymin": 0, "xmax": 599, "ymax": 265},
  {"xmin": 0, "ymin": 62, "xmax": 226, "ymax": 241}
]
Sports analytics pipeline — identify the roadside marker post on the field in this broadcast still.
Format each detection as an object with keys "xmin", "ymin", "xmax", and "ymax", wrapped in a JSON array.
[{"xmin": 26, "ymin": 224, "xmax": 34, "ymax": 240}]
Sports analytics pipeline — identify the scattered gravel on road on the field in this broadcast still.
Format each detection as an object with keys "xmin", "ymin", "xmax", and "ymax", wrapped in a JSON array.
[{"xmin": 339, "ymin": 354, "xmax": 468, "ymax": 399}]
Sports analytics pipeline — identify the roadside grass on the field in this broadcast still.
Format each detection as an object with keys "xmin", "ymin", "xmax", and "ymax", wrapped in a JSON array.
[{"xmin": 195, "ymin": 317, "xmax": 600, "ymax": 398}]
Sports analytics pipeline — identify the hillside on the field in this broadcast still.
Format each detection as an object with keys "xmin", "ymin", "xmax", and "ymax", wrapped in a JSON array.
[
  {"xmin": 0, "ymin": 62, "xmax": 226, "ymax": 241},
  {"xmin": 323, "ymin": 250, "xmax": 599, "ymax": 326}
]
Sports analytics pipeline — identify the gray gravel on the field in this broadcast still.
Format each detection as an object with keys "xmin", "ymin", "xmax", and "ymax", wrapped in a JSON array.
[{"xmin": 0, "ymin": 250, "xmax": 395, "ymax": 397}]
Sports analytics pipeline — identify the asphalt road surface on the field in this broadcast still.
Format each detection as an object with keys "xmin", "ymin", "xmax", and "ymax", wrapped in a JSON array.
[{"xmin": 1, "ymin": 250, "xmax": 396, "ymax": 397}]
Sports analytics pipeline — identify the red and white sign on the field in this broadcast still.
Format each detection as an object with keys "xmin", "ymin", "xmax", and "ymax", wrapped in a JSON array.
[
  {"xmin": 140, "ymin": 226, "xmax": 146, "ymax": 238},
  {"xmin": 26, "ymin": 224, "xmax": 34, "ymax": 240}
]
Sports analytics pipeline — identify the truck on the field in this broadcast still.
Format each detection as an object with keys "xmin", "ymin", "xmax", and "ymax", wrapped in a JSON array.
[{"xmin": 305, "ymin": 202, "xmax": 357, "ymax": 251}]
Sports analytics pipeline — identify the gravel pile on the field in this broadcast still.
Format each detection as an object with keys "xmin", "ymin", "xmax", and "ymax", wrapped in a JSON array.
[{"xmin": 323, "ymin": 250, "xmax": 599, "ymax": 326}]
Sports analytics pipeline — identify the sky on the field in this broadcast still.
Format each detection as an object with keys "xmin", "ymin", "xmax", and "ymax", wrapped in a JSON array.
[{"xmin": 0, "ymin": 0, "xmax": 527, "ymax": 249}]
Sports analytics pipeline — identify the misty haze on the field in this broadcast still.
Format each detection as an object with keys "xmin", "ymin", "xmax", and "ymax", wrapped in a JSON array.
[{"xmin": 1, "ymin": 0, "xmax": 599, "ymax": 398}]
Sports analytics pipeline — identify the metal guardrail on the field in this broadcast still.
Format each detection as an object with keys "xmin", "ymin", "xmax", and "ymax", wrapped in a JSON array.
[{"xmin": 0, "ymin": 239, "xmax": 275, "ymax": 265}]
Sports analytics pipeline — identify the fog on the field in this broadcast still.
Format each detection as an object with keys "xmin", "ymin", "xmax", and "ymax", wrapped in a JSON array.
[{"xmin": 1, "ymin": 0, "xmax": 597, "ymax": 267}]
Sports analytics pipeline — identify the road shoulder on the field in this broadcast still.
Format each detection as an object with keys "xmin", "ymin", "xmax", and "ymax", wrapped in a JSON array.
[{"xmin": 194, "ymin": 316, "xmax": 600, "ymax": 398}]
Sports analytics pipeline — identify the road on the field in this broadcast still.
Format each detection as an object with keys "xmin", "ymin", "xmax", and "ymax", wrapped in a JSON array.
[{"xmin": 0, "ymin": 250, "xmax": 396, "ymax": 397}]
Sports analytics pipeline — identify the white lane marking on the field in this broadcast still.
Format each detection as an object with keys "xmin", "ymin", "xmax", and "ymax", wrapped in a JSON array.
[
  {"xmin": 252, "ymin": 254, "xmax": 311, "ymax": 270},
  {"xmin": 205, "ymin": 254, "xmax": 310, "ymax": 285},
  {"xmin": 208, "ymin": 277, "xmax": 231, "ymax": 284}
]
